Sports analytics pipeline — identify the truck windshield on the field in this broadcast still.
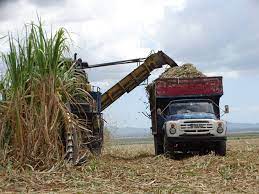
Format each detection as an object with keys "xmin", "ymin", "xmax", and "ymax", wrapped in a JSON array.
[{"xmin": 169, "ymin": 101, "xmax": 215, "ymax": 115}]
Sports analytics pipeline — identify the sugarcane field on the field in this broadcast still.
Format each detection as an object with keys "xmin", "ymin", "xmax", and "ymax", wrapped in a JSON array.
[{"xmin": 0, "ymin": 1, "xmax": 259, "ymax": 194}]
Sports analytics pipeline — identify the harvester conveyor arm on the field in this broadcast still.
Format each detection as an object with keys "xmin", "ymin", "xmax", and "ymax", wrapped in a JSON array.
[
  {"xmin": 101, "ymin": 51, "xmax": 178, "ymax": 111},
  {"xmin": 87, "ymin": 58, "xmax": 146, "ymax": 68}
]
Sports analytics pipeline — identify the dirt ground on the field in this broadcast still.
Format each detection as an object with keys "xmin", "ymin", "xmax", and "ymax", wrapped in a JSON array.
[{"xmin": 0, "ymin": 138, "xmax": 259, "ymax": 193}]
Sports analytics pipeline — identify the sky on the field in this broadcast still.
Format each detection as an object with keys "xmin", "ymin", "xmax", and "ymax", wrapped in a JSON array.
[{"xmin": 0, "ymin": 0, "xmax": 259, "ymax": 128}]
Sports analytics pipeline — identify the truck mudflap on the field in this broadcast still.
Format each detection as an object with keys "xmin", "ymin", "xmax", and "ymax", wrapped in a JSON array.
[{"xmin": 167, "ymin": 136, "xmax": 227, "ymax": 143}]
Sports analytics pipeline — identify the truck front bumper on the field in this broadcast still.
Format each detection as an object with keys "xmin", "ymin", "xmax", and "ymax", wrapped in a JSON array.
[{"xmin": 167, "ymin": 135, "xmax": 227, "ymax": 143}]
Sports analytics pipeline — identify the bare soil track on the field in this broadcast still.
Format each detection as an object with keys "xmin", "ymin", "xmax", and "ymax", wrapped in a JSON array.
[{"xmin": 0, "ymin": 138, "xmax": 259, "ymax": 193}]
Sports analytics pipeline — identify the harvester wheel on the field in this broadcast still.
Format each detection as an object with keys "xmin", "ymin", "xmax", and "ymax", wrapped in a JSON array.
[
  {"xmin": 87, "ymin": 115, "xmax": 104, "ymax": 156},
  {"xmin": 88, "ymin": 139, "xmax": 103, "ymax": 156}
]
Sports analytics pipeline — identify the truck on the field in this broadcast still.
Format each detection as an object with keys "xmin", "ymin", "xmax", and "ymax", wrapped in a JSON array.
[{"xmin": 148, "ymin": 76, "xmax": 229, "ymax": 157}]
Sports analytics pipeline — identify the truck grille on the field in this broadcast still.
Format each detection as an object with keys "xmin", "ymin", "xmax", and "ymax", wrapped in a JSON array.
[{"xmin": 180, "ymin": 121, "xmax": 213, "ymax": 134}]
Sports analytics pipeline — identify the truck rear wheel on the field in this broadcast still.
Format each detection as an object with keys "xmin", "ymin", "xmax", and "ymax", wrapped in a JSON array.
[
  {"xmin": 154, "ymin": 135, "xmax": 164, "ymax": 155},
  {"xmin": 215, "ymin": 141, "xmax": 226, "ymax": 156}
]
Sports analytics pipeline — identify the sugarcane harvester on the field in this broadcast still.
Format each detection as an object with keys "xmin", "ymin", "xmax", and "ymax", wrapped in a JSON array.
[{"xmin": 67, "ymin": 51, "xmax": 177, "ymax": 164}]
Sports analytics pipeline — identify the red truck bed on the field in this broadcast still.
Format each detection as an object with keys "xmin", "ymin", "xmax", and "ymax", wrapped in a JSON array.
[{"xmin": 155, "ymin": 77, "xmax": 223, "ymax": 97}]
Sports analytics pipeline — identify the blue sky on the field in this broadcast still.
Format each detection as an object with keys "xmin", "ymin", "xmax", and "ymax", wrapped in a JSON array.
[{"xmin": 0, "ymin": 0, "xmax": 259, "ymax": 128}]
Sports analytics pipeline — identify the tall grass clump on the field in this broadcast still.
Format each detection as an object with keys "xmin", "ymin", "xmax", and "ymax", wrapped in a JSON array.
[{"xmin": 0, "ymin": 21, "xmax": 92, "ymax": 169}]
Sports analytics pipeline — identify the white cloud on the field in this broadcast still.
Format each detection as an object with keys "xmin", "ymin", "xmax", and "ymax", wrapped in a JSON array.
[
  {"xmin": 204, "ymin": 70, "xmax": 240, "ymax": 79},
  {"xmin": 91, "ymin": 79, "xmax": 115, "ymax": 92},
  {"xmin": 0, "ymin": 0, "xmax": 187, "ymax": 83}
]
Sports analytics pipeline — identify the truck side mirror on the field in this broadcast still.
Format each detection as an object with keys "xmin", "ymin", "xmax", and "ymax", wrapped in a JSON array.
[{"xmin": 224, "ymin": 105, "xmax": 229, "ymax": 113}]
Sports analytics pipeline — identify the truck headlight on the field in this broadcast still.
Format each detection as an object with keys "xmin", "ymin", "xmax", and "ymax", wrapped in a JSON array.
[
  {"xmin": 217, "ymin": 127, "xmax": 224, "ymax": 133},
  {"xmin": 169, "ymin": 123, "xmax": 176, "ymax": 134},
  {"xmin": 169, "ymin": 128, "xmax": 176, "ymax": 134},
  {"xmin": 217, "ymin": 122, "xmax": 224, "ymax": 133}
]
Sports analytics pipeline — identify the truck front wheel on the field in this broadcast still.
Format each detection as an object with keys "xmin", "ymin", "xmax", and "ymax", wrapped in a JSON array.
[
  {"xmin": 215, "ymin": 141, "xmax": 226, "ymax": 156},
  {"xmin": 163, "ymin": 134, "xmax": 175, "ymax": 158}
]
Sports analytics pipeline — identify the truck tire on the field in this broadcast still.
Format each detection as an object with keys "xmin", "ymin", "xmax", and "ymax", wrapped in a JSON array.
[
  {"xmin": 215, "ymin": 141, "xmax": 226, "ymax": 156},
  {"xmin": 163, "ymin": 134, "xmax": 174, "ymax": 158},
  {"xmin": 154, "ymin": 135, "xmax": 164, "ymax": 155}
]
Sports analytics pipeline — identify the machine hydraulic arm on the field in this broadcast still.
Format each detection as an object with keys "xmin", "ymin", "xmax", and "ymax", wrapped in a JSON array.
[{"xmin": 100, "ymin": 51, "xmax": 178, "ymax": 111}]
